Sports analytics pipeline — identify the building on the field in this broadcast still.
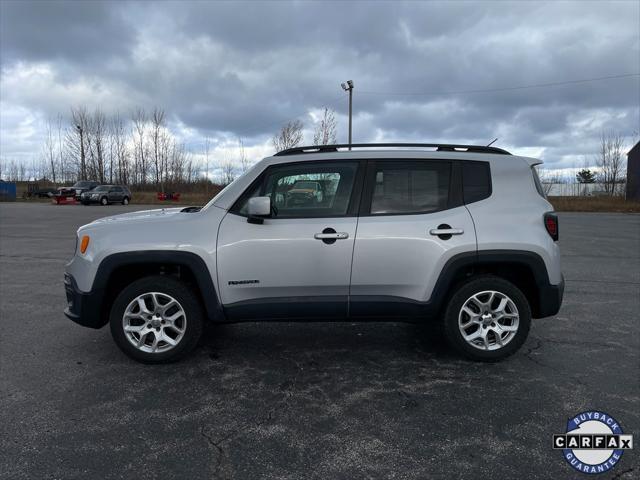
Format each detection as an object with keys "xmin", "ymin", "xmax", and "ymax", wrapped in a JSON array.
[
  {"xmin": 627, "ymin": 141, "xmax": 640, "ymax": 201},
  {"xmin": 0, "ymin": 180, "xmax": 17, "ymax": 201}
]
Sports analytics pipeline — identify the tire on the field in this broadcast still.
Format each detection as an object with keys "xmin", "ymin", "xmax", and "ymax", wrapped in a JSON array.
[
  {"xmin": 122, "ymin": 197, "xmax": 129, "ymax": 205},
  {"xmin": 109, "ymin": 275, "xmax": 204, "ymax": 363},
  {"xmin": 100, "ymin": 196, "xmax": 108, "ymax": 206},
  {"xmin": 442, "ymin": 276, "xmax": 531, "ymax": 362}
]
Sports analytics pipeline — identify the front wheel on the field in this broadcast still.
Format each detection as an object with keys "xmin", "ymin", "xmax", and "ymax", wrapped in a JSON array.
[
  {"xmin": 122, "ymin": 197, "xmax": 129, "ymax": 205},
  {"xmin": 109, "ymin": 275, "xmax": 204, "ymax": 363},
  {"xmin": 443, "ymin": 276, "xmax": 531, "ymax": 362},
  {"xmin": 100, "ymin": 196, "xmax": 108, "ymax": 206}
]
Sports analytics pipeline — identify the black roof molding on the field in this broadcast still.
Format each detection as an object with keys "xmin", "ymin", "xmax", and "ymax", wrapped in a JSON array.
[{"xmin": 274, "ymin": 143, "xmax": 511, "ymax": 156}]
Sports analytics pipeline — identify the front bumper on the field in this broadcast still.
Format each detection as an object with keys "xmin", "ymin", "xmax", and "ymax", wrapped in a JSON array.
[
  {"xmin": 536, "ymin": 275, "xmax": 565, "ymax": 318},
  {"xmin": 64, "ymin": 273, "xmax": 107, "ymax": 329}
]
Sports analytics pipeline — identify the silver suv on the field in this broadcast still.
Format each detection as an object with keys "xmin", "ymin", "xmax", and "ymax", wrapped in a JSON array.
[{"xmin": 64, "ymin": 143, "xmax": 563, "ymax": 363}]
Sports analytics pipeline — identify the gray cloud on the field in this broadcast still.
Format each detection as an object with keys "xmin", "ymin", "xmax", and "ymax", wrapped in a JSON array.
[{"xmin": 0, "ymin": 0, "xmax": 638, "ymax": 170}]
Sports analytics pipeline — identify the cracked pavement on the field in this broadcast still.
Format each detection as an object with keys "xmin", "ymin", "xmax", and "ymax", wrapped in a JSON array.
[{"xmin": 1, "ymin": 203, "xmax": 638, "ymax": 479}]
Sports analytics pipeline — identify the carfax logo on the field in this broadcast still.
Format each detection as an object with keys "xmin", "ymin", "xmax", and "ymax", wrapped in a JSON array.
[{"xmin": 553, "ymin": 411, "xmax": 633, "ymax": 474}]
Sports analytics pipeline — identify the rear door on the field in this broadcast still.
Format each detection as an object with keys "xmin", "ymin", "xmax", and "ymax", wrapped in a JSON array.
[
  {"xmin": 350, "ymin": 159, "xmax": 476, "ymax": 317},
  {"xmin": 109, "ymin": 186, "xmax": 123, "ymax": 202},
  {"xmin": 217, "ymin": 160, "xmax": 364, "ymax": 320}
]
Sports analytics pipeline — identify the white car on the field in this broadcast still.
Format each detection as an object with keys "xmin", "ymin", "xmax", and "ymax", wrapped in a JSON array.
[{"xmin": 64, "ymin": 143, "xmax": 563, "ymax": 363}]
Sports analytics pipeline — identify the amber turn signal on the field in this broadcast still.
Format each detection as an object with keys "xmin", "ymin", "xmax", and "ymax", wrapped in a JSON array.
[{"xmin": 80, "ymin": 235, "xmax": 90, "ymax": 254}]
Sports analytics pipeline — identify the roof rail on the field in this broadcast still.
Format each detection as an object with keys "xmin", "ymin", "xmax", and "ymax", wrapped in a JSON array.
[{"xmin": 274, "ymin": 143, "xmax": 511, "ymax": 156}]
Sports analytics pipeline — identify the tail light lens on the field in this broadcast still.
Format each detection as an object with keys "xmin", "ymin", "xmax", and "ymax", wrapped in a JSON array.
[{"xmin": 544, "ymin": 212, "xmax": 558, "ymax": 241}]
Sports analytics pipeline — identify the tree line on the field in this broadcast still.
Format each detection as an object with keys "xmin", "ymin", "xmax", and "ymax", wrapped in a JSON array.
[{"xmin": 0, "ymin": 106, "xmax": 338, "ymax": 190}]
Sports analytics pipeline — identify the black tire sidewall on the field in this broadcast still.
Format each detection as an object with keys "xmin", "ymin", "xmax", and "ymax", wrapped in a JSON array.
[
  {"xmin": 101, "ymin": 197, "xmax": 108, "ymax": 205},
  {"xmin": 443, "ymin": 276, "xmax": 531, "ymax": 362},
  {"xmin": 109, "ymin": 275, "xmax": 204, "ymax": 363}
]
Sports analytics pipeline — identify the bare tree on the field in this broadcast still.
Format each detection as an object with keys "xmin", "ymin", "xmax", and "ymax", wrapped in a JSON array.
[
  {"xmin": 131, "ymin": 108, "xmax": 148, "ymax": 186},
  {"xmin": 312, "ymin": 107, "xmax": 337, "ymax": 145},
  {"xmin": 92, "ymin": 109, "xmax": 107, "ymax": 183},
  {"xmin": 596, "ymin": 130, "xmax": 626, "ymax": 196},
  {"xmin": 536, "ymin": 167, "xmax": 563, "ymax": 196},
  {"xmin": 43, "ymin": 120, "xmax": 57, "ymax": 182},
  {"xmin": 203, "ymin": 136, "xmax": 211, "ymax": 194},
  {"xmin": 238, "ymin": 138, "xmax": 250, "ymax": 173},
  {"xmin": 272, "ymin": 120, "xmax": 304, "ymax": 152},
  {"xmin": 219, "ymin": 159, "xmax": 236, "ymax": 185},
  {"xmin": 110, "ymin": 113, "xmax": 130, "ymax": 185},
  {"xmin": 151, "ymin": 108, "xmax": 166, "ymax": 188}
]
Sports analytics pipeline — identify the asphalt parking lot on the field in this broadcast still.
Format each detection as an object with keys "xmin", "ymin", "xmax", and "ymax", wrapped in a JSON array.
[{"xmin": 0, "ymin": 202, "xmax": 638, "ymax": 480}]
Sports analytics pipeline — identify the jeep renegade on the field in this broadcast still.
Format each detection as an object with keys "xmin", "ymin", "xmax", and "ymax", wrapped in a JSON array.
[{"xmin": 64, "ymin": 143, "xmax": 564, "ymax": 363}]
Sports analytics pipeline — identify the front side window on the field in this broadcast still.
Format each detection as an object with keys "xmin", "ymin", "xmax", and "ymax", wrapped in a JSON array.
[
  {"xmin": 369, "ymin": 162, "xmax": 450, "ymax": 215},
  {"xmin": 236, "ymin": 161, "xmax": 359, "ymax": 218}
]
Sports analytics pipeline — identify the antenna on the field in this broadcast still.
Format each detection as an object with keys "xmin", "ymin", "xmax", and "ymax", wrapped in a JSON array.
[{"xmin": 487, "ymin": 138, "xmax": 498, "ymax": 147}]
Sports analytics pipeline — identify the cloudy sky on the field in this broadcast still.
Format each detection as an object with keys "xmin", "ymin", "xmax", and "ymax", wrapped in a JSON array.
[{"xmin": 1, "ymin": 0, "xmax": 639, "ymax": 171}]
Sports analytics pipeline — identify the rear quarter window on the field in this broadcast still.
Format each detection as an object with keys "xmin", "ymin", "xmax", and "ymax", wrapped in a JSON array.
[{"xmin": 462, "ymin": 161, "xmax": 491, "ymax": 204}]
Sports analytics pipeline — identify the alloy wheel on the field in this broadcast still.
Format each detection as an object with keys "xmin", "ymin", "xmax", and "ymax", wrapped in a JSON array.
[
  {"xmin": 458, "ymin": 290, "xmax": 519, "ymax": 351},
  {"xmin": 122, "ymin": 292, "xmax": 187, "ymax": 353}
]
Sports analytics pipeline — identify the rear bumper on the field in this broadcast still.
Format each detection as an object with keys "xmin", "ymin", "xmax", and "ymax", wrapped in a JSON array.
[
  {"xmin": 536, "ymin": 275, "xmax": 564, "ymax": 318},
  {"xmin": 64, "ymin": 273, "xmax": 106, "ymax": 329}
]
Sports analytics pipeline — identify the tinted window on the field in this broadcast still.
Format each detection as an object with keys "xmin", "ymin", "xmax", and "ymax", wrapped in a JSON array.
[
  {"xmin": 462, "ymin": 161, "xmax": 491, "ymax": 203},
  {"xmin": 236, "ymin": 161, "xmax": 359, "ymax": 218},
  {"xmin": 93, "ymin": 186, "xmax": 109, "ymax": 192},
  {"xmin": 369, "ymin": 162, "xmax": 450, "ymax": 215}
]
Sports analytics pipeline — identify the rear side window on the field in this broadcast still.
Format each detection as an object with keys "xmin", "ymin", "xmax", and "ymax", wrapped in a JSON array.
[
  {"xmin": 368, "ymin": 162, "xmax": 450, "ymax": 215},
  {"xmin": 462, "ymin": 161, "xmax": 491, "ymax": 204}
]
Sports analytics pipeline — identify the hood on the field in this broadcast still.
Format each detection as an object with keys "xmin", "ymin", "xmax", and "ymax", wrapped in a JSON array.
[{"xmin": 84, "ymin": 207, "xmax": 186, "ymax": 228}]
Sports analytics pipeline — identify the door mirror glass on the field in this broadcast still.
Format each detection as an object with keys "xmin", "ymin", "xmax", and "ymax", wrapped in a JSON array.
[{"xmin": 247, "ymin": 196, "xmax": 271, "ymax": 217}]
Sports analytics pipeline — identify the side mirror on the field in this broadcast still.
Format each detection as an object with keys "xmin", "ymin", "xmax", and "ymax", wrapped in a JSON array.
[{"xmin": 247, "ymin": 196, "xmax": 271, "ymax": 224}]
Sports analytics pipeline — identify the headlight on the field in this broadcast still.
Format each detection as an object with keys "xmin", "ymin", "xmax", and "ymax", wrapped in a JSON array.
[{"xmin": 91, "ymin": 193, "xmax": 99, "ymax": 198}]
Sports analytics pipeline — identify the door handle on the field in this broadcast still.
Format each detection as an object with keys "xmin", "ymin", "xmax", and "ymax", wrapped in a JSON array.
[
  {"xmin": 314, "ymin": 232, "xmax": 349, "ymax": 240},
  {"xmin": 430, "ymin": 224, "xmax": 464, "ymax": 240},
  {"xmin": 315, "ymin": 228, "xmax": 349, "ymax": 245},
  {"xmin": 429, "ymin": 228, "xmax": 464, "ymax": 236}
]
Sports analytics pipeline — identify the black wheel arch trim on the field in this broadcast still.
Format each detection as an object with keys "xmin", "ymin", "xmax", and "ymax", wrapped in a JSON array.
[
  {"xmin": 431, "ymin": 249, "xmax": 562, "ymax": 319},
  {"xmin": 66, "ymin": 250, "xmax": 224, "ymax": 329}
]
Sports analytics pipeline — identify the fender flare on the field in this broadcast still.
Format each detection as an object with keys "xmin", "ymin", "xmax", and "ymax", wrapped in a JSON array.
[{"xmin": 93, "ymin": 250, "xmax": 224, "ymax": 323}]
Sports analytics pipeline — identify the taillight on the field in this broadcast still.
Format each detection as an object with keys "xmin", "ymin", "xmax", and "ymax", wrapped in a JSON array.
[{"xmin": 544, "ymin": 212, "xmax": 558, "ymax": 241}]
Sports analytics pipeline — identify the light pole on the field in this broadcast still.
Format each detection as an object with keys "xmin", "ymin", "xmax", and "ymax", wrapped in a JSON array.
[
  {"xmin": 341, "ymin": 80, "xmax": 354, "ymax": 149},
  {"xmin": 76, "ymin": 124, "xmax": 86, "ymax": 180}
]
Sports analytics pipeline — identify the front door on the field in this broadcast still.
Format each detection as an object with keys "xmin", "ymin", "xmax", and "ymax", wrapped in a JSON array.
[{"xmin": 217, "ymin": 160, "xmax": 363, "ymax": 320}]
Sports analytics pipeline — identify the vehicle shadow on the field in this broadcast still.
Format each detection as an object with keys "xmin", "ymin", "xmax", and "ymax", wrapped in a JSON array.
[{"xmin": 198, "ymin": 320, "xmax": 456, "ymax": 365}]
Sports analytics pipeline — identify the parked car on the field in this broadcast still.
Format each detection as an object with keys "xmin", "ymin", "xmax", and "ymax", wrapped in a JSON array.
[
  {"xmin": 64, "ymin": 143, "xmax": 563, "ymax": 363},
  {"xmin": 285, "ymin": 180, "xmax": 325, "ymax": 206},
  {"xmin": 80, "ymin": 185, "xmax": 131, "ymax": 205},
  {"xmin": 58, "ymin": 180, "xmax": 100, "ymax": 199}
]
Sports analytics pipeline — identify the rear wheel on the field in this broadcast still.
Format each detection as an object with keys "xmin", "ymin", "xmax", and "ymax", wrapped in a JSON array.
[
  {"xmin": 109, "ymin": 275, "xmax": 204, "ymax": 363},
  {"xmin": 443, "ymin": 276, "xmax": 531, "ymax": 361}
]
